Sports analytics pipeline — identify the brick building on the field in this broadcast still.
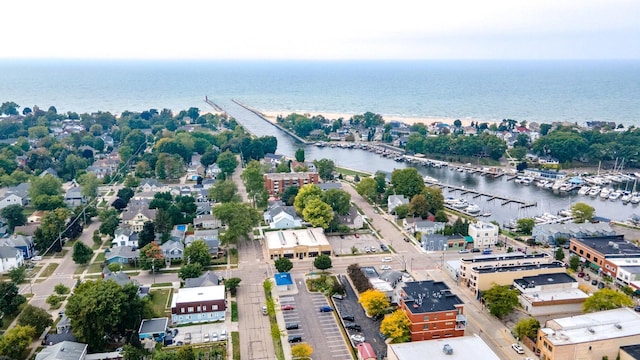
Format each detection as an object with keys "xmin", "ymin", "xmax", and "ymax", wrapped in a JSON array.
[
  {"xmin": 399, "ymin": 280, "xmax": 466, "ymax": 341},
  {"xmin": 263, "ymin": 172, "xmax": 319, "ymax": 196}
]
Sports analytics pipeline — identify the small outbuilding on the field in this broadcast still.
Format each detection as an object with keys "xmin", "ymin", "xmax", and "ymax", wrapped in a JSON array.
[{"xmin": 274, "ymin": 272, "xmax": 293, "ymax": 291}]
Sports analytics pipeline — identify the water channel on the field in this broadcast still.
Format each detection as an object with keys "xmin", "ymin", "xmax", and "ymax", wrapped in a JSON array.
[{"xmin": 213, "ymin": 99, "xmax": 639, "ymax": 225}]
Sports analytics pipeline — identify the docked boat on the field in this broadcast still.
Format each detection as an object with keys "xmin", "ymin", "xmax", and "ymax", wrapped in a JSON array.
[
  {"xmin": 423, "ymin": 175, "xmax": 439, "ymax": 184},
  {"xmin": 520, "ymin": 177, "xmax": 533, "ymax": 185},
  {"xmin": 609, "ymin": 190, "xmax": 622, "ymax": 201},
  {"xmin": 480, "ymin": 212, "xmax": 492, "ymax": 217},
  {"xmin": 588, "ymin": 186, "xmax": 601, "ymax": 196},
  {"xmin": 544, "ymin": 181, "xmax": 554, "ymax": 189},
  {"xmin": 559, "ymin": 183, "xmax": 575, "ymax": 192},
  {"xmin": 465, "ymin": 204, "xmax": 481, "ymax": 214},
  {"xmin": 600, "ymin": 187, "xmax": 612, "ymax": 199},
  {"xmin": 452, "ymin": 199, "xmax": 469, "ymax": 209},
  {"xmin": 536, "ymin": 179, "xmax": 551, "ymax": 187},
  {"xmin": 621, "ymin": 193, "xmax": 632, "ymax": 203},
  {"xmin": 630, "ymin": 192, "xmax": 640, "ymax": 204},
  {"xmin": 578, "ymin": 186, "xmax": 591, "ymax": 195},
  {"xmin": 551, "ymin": 181, "xmax": 563, "ymax": 191}
]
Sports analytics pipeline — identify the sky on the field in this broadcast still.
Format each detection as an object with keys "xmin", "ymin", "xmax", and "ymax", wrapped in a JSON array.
[{"xmin": 4, "ymin": 0, "xmax": 640, "ymax": 60}]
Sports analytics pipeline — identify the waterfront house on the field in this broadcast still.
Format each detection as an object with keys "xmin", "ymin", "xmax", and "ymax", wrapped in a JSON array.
[
  {"xmin": 0, "ymin": 246, "xmax": 24, "ymax": 273},
  {"xmin": 399, "ymin": 280, "xmax": 466, "ymax": 341},
  {"xmin": 170, "ymin": 285, "xmax": 226, "ymax": 325},
  {"xmin": 388, "ymin": 195, "xmax": 409, "ymax": 214}
]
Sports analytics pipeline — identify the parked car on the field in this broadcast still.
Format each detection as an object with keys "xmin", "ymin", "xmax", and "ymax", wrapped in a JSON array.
[
  {"xmin": 598, "ymin": 282, "xmax": 605, "ymax": 289},
  {"xmin": 350, "ymin": 334, "xmax": 365, "ymax": 343},
  {"xmin": 403, "ymin": 237, "xmax": 410, "ymax": 242},
  {"xmin": 281, "ymin": 304, "xmax": 295, "ymax": 311},
  {"xmin": 380, "ymin": 265, "xmax": 392, "ymax": 271},
  {"xmin": 32, "ymin": 255, "xmax": 43, "ymax": 261},
  {"xmin": 219, "ymin": 329, "xmax": 227, "ymax": 341},
  {"xmin": 288, "ymin": 335, "xmax": 302, "ymax": 343},
  {"xmin": 262, "ymin": 305, "xmax": 268, "ymax": 315},
  {"xmin": 381, "ymin": 257, "xmax": 392, "ymax": 262},
  {"xmin": 354, "ymin": 233, "xmax": 359, "ymax": 238},
  {"xmin": 471, "ymin": 248, "xmax": 481, "ymax": 253},
  {"xmin": 380, "ymin": 244, "xmax": 388, "ymax": 251},
  {"xmin": 511, "ymin": 344, "xmax": 525, "ymax": 354},
  {"xmin": 458, "ymin": 249, "xmax": 470, "ymax": 254},
  {"xmin": 482, "ymin": 249, "xmax": 493, "ymax": 255},
  {"xmin": 591, "ymin": 279, "xmax": 598, "ymax": 285},
  {"xmin": 634, "ymin": 306, "xmax": 640, "ymax": 312},
  {"xmin": 203, "ymin": 333, "xmax": 210, "ymax": 343},
  {"xmin": 184, "ymin": 333, "xmax": 191, "ymax": 345},
  {"xmin": 577, "ymin": 272, "xmax": 585, "ymax": 278},
  {"xmin": 171, "ymin": 328, "xmax": 179, "ymax": 336},
  {"xmin": 319, "ymin": 305, "xmax": 333, "ymax": 312},
  {"xmin": 342, "ymin": 314, "xmax": 355, "ymax": 322},
  {"xmin": 285, "ymin": 323, "xmax": 299, "ymax": 330},
  {"xmin": 344, "ymin": 322, "xmax": 361, "ymax": 331},
  {"xmin": 211, "ymin": 332, "xmax": 218, "ymax": 342},
  {"xmin": 332, "ymin": 294, "xmax": 345, "ymax": 300}
]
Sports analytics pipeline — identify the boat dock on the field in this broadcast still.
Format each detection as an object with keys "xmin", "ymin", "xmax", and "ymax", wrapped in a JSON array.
[{"xmin": 425, "ymin": 180, "xmax": 537, "ymax": 208}]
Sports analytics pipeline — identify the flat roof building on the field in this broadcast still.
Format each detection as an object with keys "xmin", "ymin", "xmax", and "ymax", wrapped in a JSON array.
[
  {"xmin": 538, "ymin": 307, "xmax": 640, "ymax": 360},
  {"xmin": 387, "ymin": 334, "xmax": 499, "ymax": 360},
  {"xmin": 514, "ymin": 273, "xmax": 587, "ymax": 317},
  {"xmin": 265, "ymin": 228, "xmax": 332, "ymax": 260}
]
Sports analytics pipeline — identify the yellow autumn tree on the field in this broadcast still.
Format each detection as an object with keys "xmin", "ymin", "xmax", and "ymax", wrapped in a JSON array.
[
  {"xmin": 291, "ymin": 343, "xmax": 313, "ymax": 359},
  {"xmin": 358, "ymin": 289, "xmax": 390, "ymax": 317},
  {"xmin": 380, "ymin": 309, "xmax": 411, "ymax": 343}
]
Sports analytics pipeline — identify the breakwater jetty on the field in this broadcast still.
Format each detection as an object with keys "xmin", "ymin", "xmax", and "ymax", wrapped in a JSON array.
[{"xmin": 230, "ymin": 100, "xmax": 309, "ymax": 144}]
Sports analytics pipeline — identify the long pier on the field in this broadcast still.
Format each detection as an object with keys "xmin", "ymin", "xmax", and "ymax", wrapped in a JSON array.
[
  {"xmin": 425, "ymin": 180, "xmax": 537, "ymax": 209},
  {"xmin": 230, "ymin": 99, "xmax": 309, "ymax": 144}
]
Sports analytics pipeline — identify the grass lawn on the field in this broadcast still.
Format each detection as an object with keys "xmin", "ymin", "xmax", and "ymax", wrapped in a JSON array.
[
  {"xmin": 92, "ymin": 241, "xmax": 103, "ymax": 250},
  {"xmin": 74, "ymin": 265, "xmax": 88, "ymax": 275},
  {"xmin": 335, "ymin": 166, "xmax": 371, "ymax": 178},
  {"xmin": 40, "ymin": 263, "xmax": 59, "ymax": 278},
  {"xmin": 94, "ymin": 252, "xmax": 106, "ymax": 262},
  {"xmin": 149, "ymin": 288, "xmax": 172, "ymax": 317},
  {"xmin": 88, "ymin": 262, "xmax": 103, "ymax": 274},
  {"xmin": 151, "ymin": 282, "xmax": 173, "ymax": 288},
  {"xmin": 231, "ymin": 332, "xmax": 240, "ymax": 360},
  {"xmin": 231, "ymin": 301, "xmax": 238, "ymax": 322}
]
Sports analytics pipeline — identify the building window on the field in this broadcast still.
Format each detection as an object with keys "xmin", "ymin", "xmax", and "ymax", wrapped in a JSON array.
[
  {"xmin": 203, "ymin": 306, "xmax": 207, "ymax": 311},
  {"xmin": 423, "ymin": 324, "xmax": 429, "ymax": 330},
  {"xmin": 181, "ymin": 308, "xmax": 185, "ymax": 313},
  {"xmin": 213, "ymin": 305, "xmax": 218, "ymax": 311},
  {"xmin": 593, "ymin": 257, "xmax": 598, "ymax": 263},
  {"xmin": 197, "ymin": 306, "xmax": 201, "ymax": 312},
  {"xmin": 188, "ymin": 307, "xmax": 194, "ymax": 313},
  {"xmin": 423, "ymin": 316, "xmax": 429, "ymax": 321}
]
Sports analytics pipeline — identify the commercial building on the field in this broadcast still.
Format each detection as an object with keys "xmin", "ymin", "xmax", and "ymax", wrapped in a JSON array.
[
  {"xmin": 170, "ymin": 285, "xmax": 226, "ymax": 325},
  {"xmin": 468, "ymin": 221, "xmax": 499, "ymax": 249},
  {"xmin": 532, "ymin": 222, "xmax": 616, "ymax": 246},
  {"xmin": 399, "ymin": 280, "xmax": 466, "ymax": 341},
  {"xmin": 263, "ymin": 172, "xmax": 319, "ymax": 196},
  {"xmin": 513, "ymin": 273, "xmax": 588, "ymax": 317},
  {"xmin": 387, "ymin": 333, "xmax": 499, "ymax": 360},
  {"xmin": 264, "ymin": 228, "xmax": 332, "ymax": 260},
  {"xmin": 569, "ymin": 235, "xmax": 640, "ymax": 276},
  {"xmin": 537, "ymin": 307, "xmax": 640, "ymax": 360}
]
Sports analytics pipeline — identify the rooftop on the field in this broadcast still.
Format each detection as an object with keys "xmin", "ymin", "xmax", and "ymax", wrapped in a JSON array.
[
  {"xmin": 574, "ymin": 235, "xmax": 640, "ymax": 256},
  {"xmin": 264, "ymin": 228, "xmax": 331, "ymax": 250},
  {"xmin": 35, "ymin": 341, "xmax": 87, "ymax": 360},
  {"xmin": 274, "ymin": 272, "xmax": 293, "ymax": 286},
  {"xmin": 520, "ymin": 288, "xmax": 588, "ymax": 303},
  {"xmin": 541, "ymin": 307, "xmax": 640, "ymax": 345},
  {"xmin": 402, "ymin": 280, "xmax": 463, "ymax": 314},
  {"xmin": 171, "ymin": 285, "xmax": 225, "ymax": 306},
  {"xmin": 139, "ymin": 317, "xmax": 168, "ymax": 335},
  {"xmin": 473, "ymin": 262, "xmax": 565, "ymax": 274},
  {"xmin": 514, "ymin": 272, "xmax": 577, "ymax": 289},
  {"xmin": 388, "ymin": 334, "xmax": 500, "ymax": 360},
  {"xmin": 462, "ymin": 251, "xmax": 550, "ymax": 264},
  {"xmin": 620, "ymin": 344, "xmax": 640, "ymax": 359}
]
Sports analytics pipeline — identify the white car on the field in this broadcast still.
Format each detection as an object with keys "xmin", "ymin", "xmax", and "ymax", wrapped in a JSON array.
[
  {"xmin": 511, "ymin": 343, "xmax": 524, "ymax": 354},
  {"xmin": 381, "ymin": 257, "xmax": 392, "ymax": 263},
  {"xmin": 350, "ymin": 334, "xmax": 365, "ymax": 343},
  {"xmin": 203, "ymin": 333, "xmax": 210, "ymax": 343},
  {"xmin": 32, "ymin": 255, "xmax": 43, "ymax": 261},
  {"xmin": 211, "ymin": 332, "xmax": 218, "ymax": 342},
  {"xmin": 380, "ymin": 265, "xmax": 392, "ymax": 270}
]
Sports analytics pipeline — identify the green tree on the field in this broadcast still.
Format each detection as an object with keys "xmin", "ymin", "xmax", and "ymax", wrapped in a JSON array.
[
  {"xmin": 358, "ymin": 289, "xmax": 390, "ymax": 316},
  {"xmin": 55, "ymin": 284, "xmax": 70, "ymax": 295},
  {"xmin": 8, "ymin": 266, "xmax": 27, "ymax": 284},
  {"xmin": 274, "ymin": 257, "xmax": 294, "ymax": 273},
  {"xmin": 355, "ymin": 177, "xmax": 377, "ymax": 202},
  {"xmin": 291, "ymin": 343, "xmax": 313, "ymax": 359},
  {"xmin": 200, "ymin": 149, "xmax": 220, "ymax": 170},
  {"xmin": 139, "ymin": 242, "xmax": 166, "ymax": 271},
  {"xmin": 569, "ymin": 255, "xmax": 580, "ymax": 271},
  {"xmin": 17, "ymin": 305, "xmax": 53, "ymax": 335},
  {"xmin": 302, "ymin": 198, "xmax": 334, "ymax": 229},
  {"xmin": 138, "ymin": 221, "xmax": 155, "ymax": 248},
  {"xmin": 178, "ymin": 263, "xmax": 203, "ymax": 280},
  {"xmin": 554, "ymin": 247, "xmax": 565, "ymax": 261},
  {"xmin": 516, "ymin": 218, "xmax": 535, "ymax": 235},
  {"xmin": 98, "ymin": 208, "xmax": 120, "ymax": 237},
  {"xmin": 209, "ymin": 179, "xmax": 241, "ymax": 203},
  {"xmin": 394, "ymin": 204, "xmax": 410, "ymax": 219},
  {"xmin": 423, "ymin": 186, "xmax": 445, "ymax": 214},
  {"xmin": 117, "ymin": 187, "xmax": 135, "ymax": 204},
  {"xmin": 313, "ymin": 254, "xmax": 332, "ymax": 271},
  {"xmin": 29, "ymin": 174, "xmax": 65, "ymax": 210},
  {"xmin": 241, "ymin": 160, "xmax": 265, "ymax": 198},
  {"xmin": 571, "ymin": 202, "xmax": 595, "ymax": 223},
  {"xmin": 1, "ymin": 204, "xmax": 26, "ymax": 232},
  {"xmin": 294, "ymin": 184, "xmax": 322, "ymax": 214},
  {"xmin": 321, "ymin": 189, "xmax": 351, "ymax": 215},
  {"xmin": 391, "ymin": 168, "xmax": 425, "ymax": 199},
  {"xmin": 183, "ymin": 240, "xmax": 211, "ymax": 268},
  {"xmin": 216, "ymin": 150, "xmax": 238, "ymax": 179},
  {"xmin": 295, "ymin": 148, "xmax": 305, "ymax": 162},
  {"xmin": 34, "ymin": 208, "xmax": 70, "ymax": 252},
  {"xmin": 409, "ymin": 194, "xmax": 430, "ymax": 218},
  {"xmin": 314, "ymin": 158, "xmax": 335, "ymax": 181},
  {"xmin": 66, "ymin": 280, "xmax": 145, "ymax": 351},
  {"xmin": 482, "ymin": 284, "xmax": 519, "ymax": 318},
  {"xmin": 281, "ymin": 186, "xmax": 299, "ymax": 206},
  {"xmin": 583, "ymin": 288, "xmax": 633, "ymax": 313},
  {"xmin": 0, "ymin": 282, "xmax": 26, "ymax": 315},
  {"xmin": 513, "ymin": 317, "xmax": 540, "ymax": 340},
  {"xmin": 0, "ymin": 101, "xmax": 19, "ymax": 116},
  {"xmin": 72, "ymin": 241, "xmax": 94, "ymax": 264},
  {"xmin": 78, "ymin": 172, "xmax": 101, "ymax": 199},
  {"xmin": 212, "ymin": 202, "xmax": 261, "ymax": 244},
  {"xmin": 225, "ymin": 277, "xmax": 242, "ymax": 296},
  {"xmin": 435, "ymin": 210, "xmax": 449, "ymax": 223},
  {"xmin": 0, "ymin": 325, "xmax": 35, "ymax": 359},
  {"xmin": 380, "ymin": 309, "xmax": 411, "ymax": 343}
]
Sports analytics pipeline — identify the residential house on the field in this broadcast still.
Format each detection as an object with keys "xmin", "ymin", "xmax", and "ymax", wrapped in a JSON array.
[
  {"xmin": 86, "ymin": 158, "xmax": 118, "ymax": 179},
  {"xmin": 193, "ymin": 214, "xmax": 221, "ymax": 229},
  {"xmin": 101, "ymin": 135, "xmax": 114, "ymax": 148},
  {"xmin": 468, "ymin": 221, "xmax": 499, "ymax": 249},
  {"xmin": 161, "ymin": 240, "xmax": 184, "ymax": 262},
  {"xmin": 105, "ymin": 246, "xmax": 139, "ymax": 265},
  {"xmin": 263, "ymin": 172, "xmax": 320, "ymax": 197},
  {"xmin": 336, "ymin": 206, "xmax": 364, "ymax": 230},
  {"xmin": 43, "ymin": 332, "xmax": 77, "ymax": 346},
  {"xmin": 121, "ymin": 206, "xmax": 157, "ymax": 232},
  {"xmin": 185, "ymin": 271, "xmax": 220, "ymax": 288},
  {"xmin": 413, "ymin": 220, "xmax": 445, "ymax": 235},
  {"xmin": 3, "ymin": 183, "xmax": 30, "ymax": 207},
  {"xmin": 170, "ymin": 285, "xmax": 226, "ymax": 325},
  {"xmin": 0, "ymin": 246, "xmax": 24, "ymax": 272},
  {"xmin": 388, "ymin": 195, "xmax": 409, "ymax": 214},
  {"xmin": 64, "ymin": 186, "xmax": 86, "ymax": 207},
  {"xmin": 138, "ymin": 318, "xmax": 169, "ymax": 343},
  {"xmin": 205, "ymin": 164, "xmax": 221, "ymax": 178},
  {"xmin": 13, "ymin": 223, "xmax": 39, "ymax": 236},
  {"xmin": 28, "ymin": 210, "xmax": 46, "ymax": 223},
  {"xmin": 0, "ymin": 234, "xmax": 36, "ymax": 259},
  {"xmin": 39, "ymin": 167, "xmax": 58, "ymax": 178},
  {"xmin": 186, "ymin": 229, "xmax": 221, "ymax": 257},
  {"xmin": 264, "ymin": 203, "xmax": 302, "ymax": 230},
  {"xmin": 317, "ymin": 182, "xmax": 342, "ymax": 191},
  {"xmin": 0, "ymin": 192, "xmax": 27, "ymax": 210},
  {"xmin": 399, "ymin": 280, "xmax": 466, "ymax": 341},
  {"xmin": 36, "ymin": 341, "xmax": 87, "ymax": 360},
  {"xmin": 202, "ymin": 178, "xmax": 216, "ymax": 189},
  {"xmin": 102, "ymin": 267, "xmax": 140, "ymax": 287},
  {"xmin": 112, "ymin": 227, "xmax": 139, "ymax": 248},
  {"xmin": 537, "ymin": 308, "xmax": 640, "ymax": 360},
  {"xmin": 139, "ymin": 178, "xmax": 162, "ymax": 192}
]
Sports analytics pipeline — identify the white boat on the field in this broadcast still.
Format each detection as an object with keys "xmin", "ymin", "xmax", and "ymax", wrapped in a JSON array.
[
  {"xmin": 621, "ymin": 193, "xmax": 632, "ymax": 203},
  {"xmin": 552, "ymin": 181, "xmax": 563, "ymax": 191},
  {"xmin": 600, "ymin": 187, "xmax": 612, "ymax": 199},
  {"xmin": 452, "ymin": 200, "xmax": 469, "ymax": 209},
  {"xmin": 544, "ymin": 181, "xmax": 554, "ymax": 189},
  {"xmin": 559, "ymin": 183, "xmax": 574, "ymax": 192},
  {"xmin": 578, "ymin": 186, "xmax": 591, "ymax": 195},
  {"xmin": 630, "ymin": 192, "xmax": 640, "ymax": 204},
  {"xmin": 520, "ymin": 177, "xmax": 533, "ymax": 185},
  {"xmin": 465, "ymin": 204, "xmax": 481, "ymax": 214},
  {"xmin": 609, "ymin": 190, "xmax": 623, "ymax": 201},
  {"xmin": 480, "ymin": 212, "xmax": 492, "ymax": 217},
  {"xmin": 588, "ymin": 186, "xmax": 601, "ymax": 197},
  {"xmin": 536, "ymin": 179, "xmax": 550, "ymax": 187},
  {"xmin": 423, "ymin": 175, "xmax": 439, "ymax": 183}
]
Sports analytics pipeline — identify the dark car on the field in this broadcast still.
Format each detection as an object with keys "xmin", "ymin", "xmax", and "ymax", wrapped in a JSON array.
[
  {"xmin": 288, "ymin": 335, "xmax": 302, "ymax": 343},
  {"xmin": 598, "ymin": 282, "xmax": 605, "ymax": 289},
  {"xmin": 403, "ymin": 237, "xmax": 410, "ymax": 242},
  {"xmin": 342, "ymin": 314, "xmax": 355, "ymax": 322},
  {"xmin": 285, "ymin": 323, "xmax": 299, "ymax": 330},
  {"xmin": 471, "ymin": 248, "xmax": 481, "ymax": 253},
  {"xmin": 380, "ymin": 244, "xmax": 388, "ymax": 251},
  {"xmin": 635, "ymin": 306, "xmax": 640, "ymax": 312},
  {"xmin": 591, "ymin": 279, "xmax": 598, "ymax": 286},
  {"xmin": 319, "ymin": 305, "xmax": 333, "ymax": 312},
  {"xmin": 344, "ymin": 322, "xmax": 361, "ymax": 331}
]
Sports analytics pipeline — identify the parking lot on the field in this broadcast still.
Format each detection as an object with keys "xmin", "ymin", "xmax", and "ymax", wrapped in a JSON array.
[
  {"xmin": 170, "ymin": 322, "xmax": 228, "ymax": 346},
  {"xmin": 328, "ymin": 233, "xmax": 390, "ymax": 256},
  {"xmin": 280, "ymin": 277, "xmax": 352, "ymax": 360}
]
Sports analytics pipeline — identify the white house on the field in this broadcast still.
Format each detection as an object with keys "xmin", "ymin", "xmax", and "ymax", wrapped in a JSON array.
[
  {"xmin": 388, "ymin": 195, "xmax": 409, "ymax": 214},
  {"xmin": 112, "ymin": 228, "xmax": 139, "ymax": 248},
  {"xmin": 0, "ymin": 246, "xmax": 24, "ymax": 272},
  {"xmin": 0, "ymin": 193, "xmax": 26, "ymax": 210},
  {"xmin": 264, "ymin": 203, "xmax": 302, "ymax": 230},
  {"xmin": 413, "ymin": 220, "xmax": 446, "ymax": 235},
  {"xmin": 468, "ymin": 221, "xmax": 499, "ymax": 248}
]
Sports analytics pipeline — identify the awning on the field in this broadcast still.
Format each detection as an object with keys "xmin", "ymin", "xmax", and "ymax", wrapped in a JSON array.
[{"xmin": 588, "ymin": 262, "xmax": 600, "ymax": 271}]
